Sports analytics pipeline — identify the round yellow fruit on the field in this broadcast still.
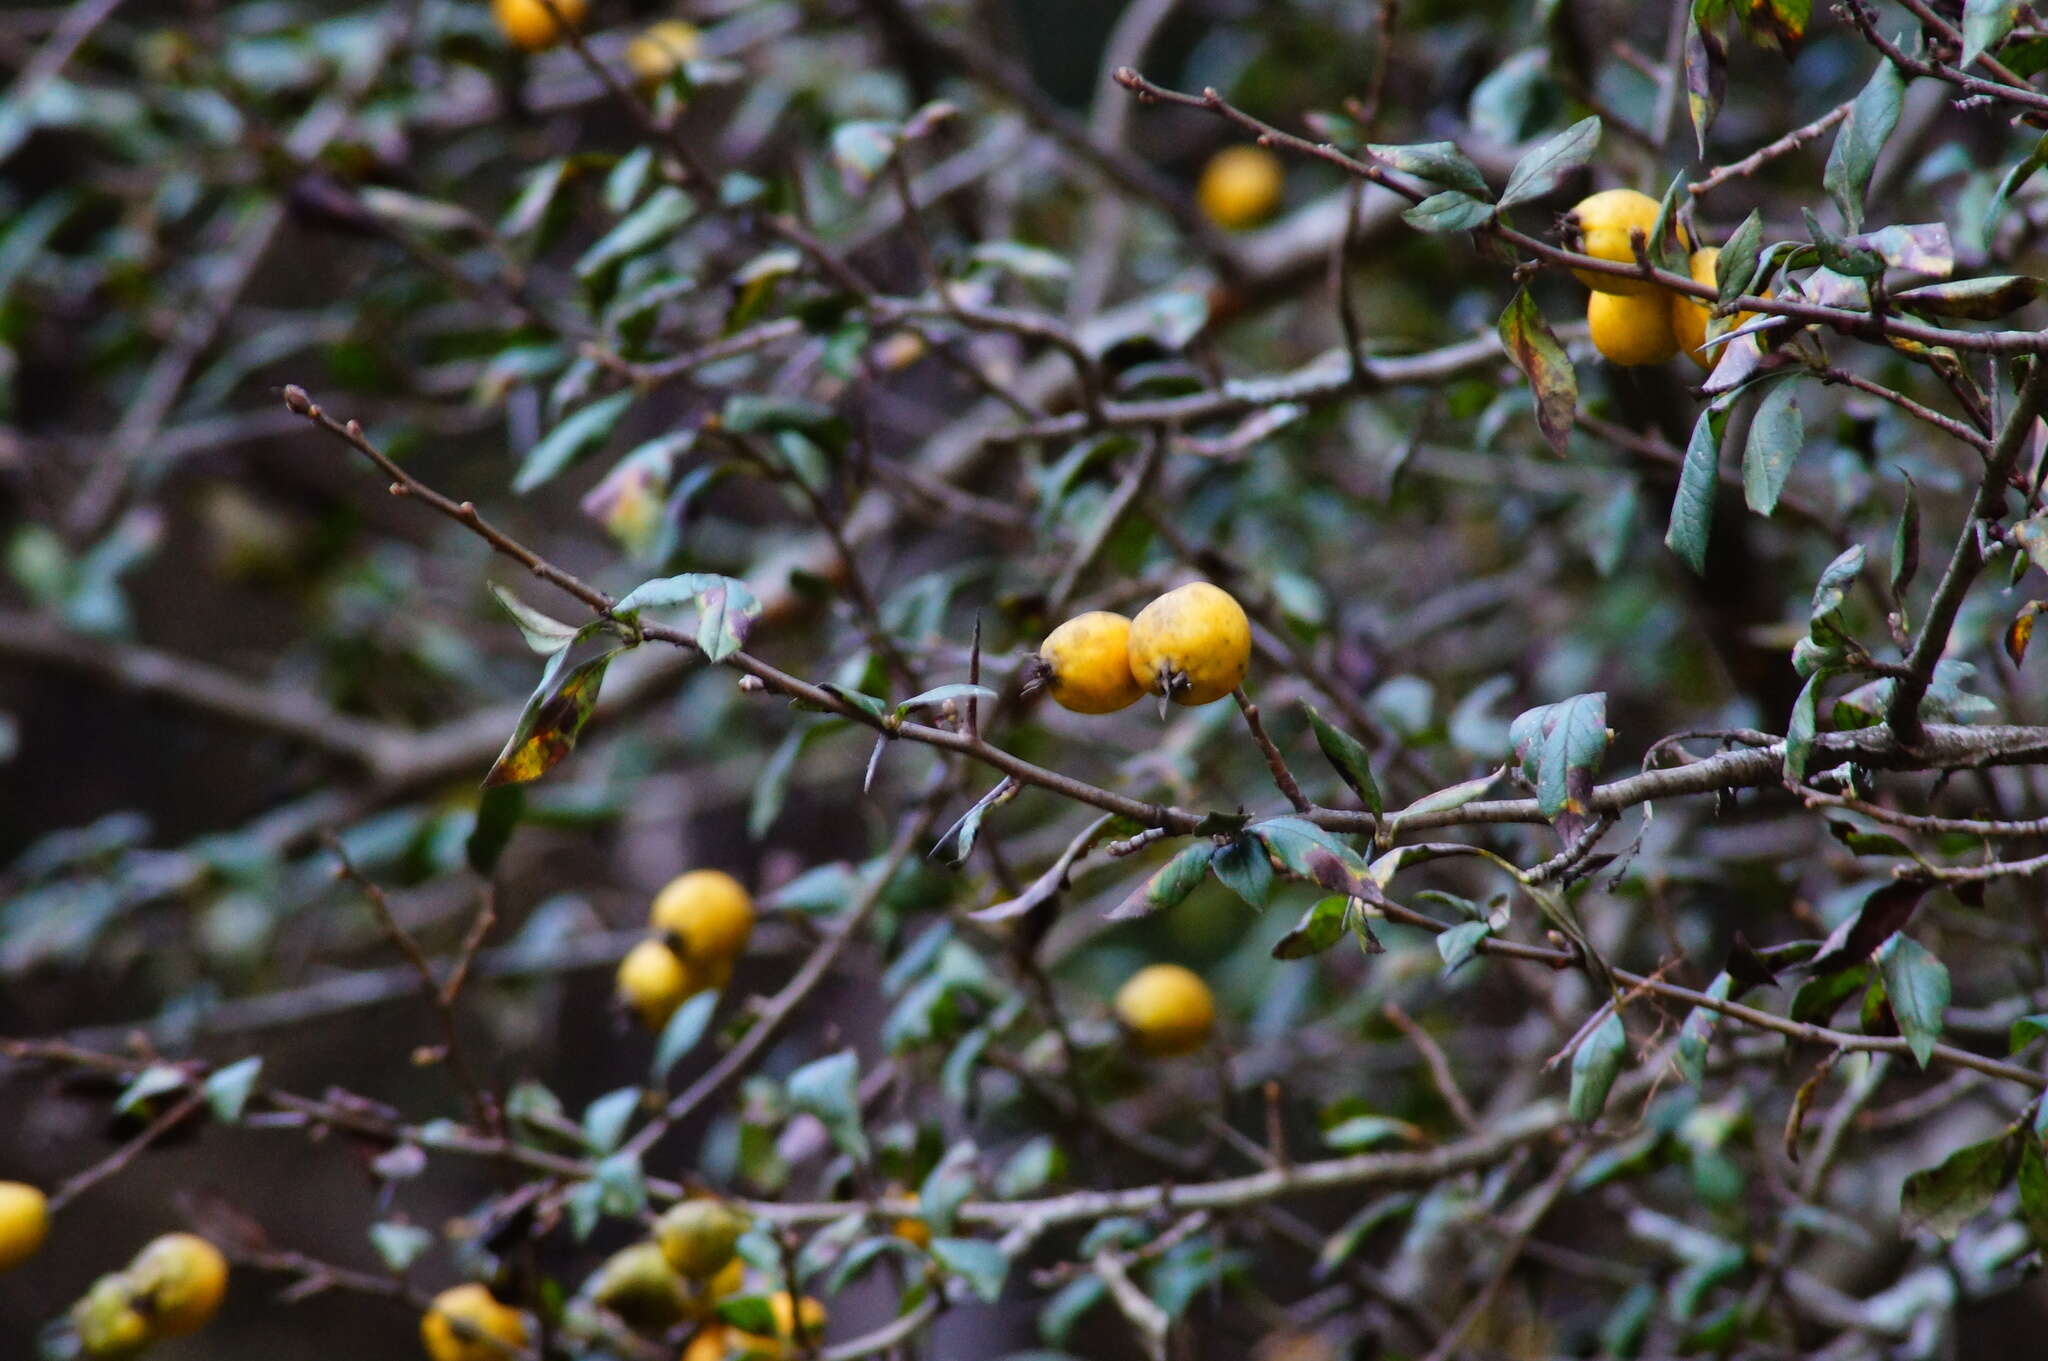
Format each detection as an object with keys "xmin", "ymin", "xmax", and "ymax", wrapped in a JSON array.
[
  {"xmin": 617, "ymin": 938, "xmax": 693, "ymax": 1031},
  {"xmin": 650, "ymin": 870, "xmax": 755, "ymax": 964},
  {"xmin": 0, "ymin": 1181, "xmax": 48, "ymax": 1272},
  {"xmin": 1671, "ymin": 247, "xmax": 1762, "ymax": 370},
  {"xmin": 1588, "ymin": 289, "xmax": 1677, "ymax": 367},
  {"xmin": 626, "ymin": 20, "xmax": 701, "ymax": 84},
  {"xmin": 586, "ymin": 1241, "xmax": 690, "ymax": 1330},
  {"xmin": 730, "ymin": 1292, "xmax": 827, "ymax": 1358},
  {"xmin": 422, "ymin": 1283, "xmax": 528, "ymax": 1361},
  {"xmin": 1197, "ymin": 145, "xmax": 1284, "ymax": 230},
  {"xmin": 1565, "ymin": 188, "xmax": 1664, "ymax": 296},
  {"xmin": 126, "ymin": 1232, "xmax": 228, "ymax": 1337},
  {"xmin": 889, "ymin": 1190, "xmax": 930, "ymax": 1249},
  {"xmin": 492, "ymin": 0, "xmax": 588, "ymax": 52},
  {"xmin": 71, "ymin": 1274, "xmax": 150, "ymax": 1358},
  {"xmin": 1127, "ymin": 583, "xmax": 1252, "ymax": 707},
  {"xmin": 1115, "ymin": 963, "xmax": 1215, "ymax": 1057},
  {"xmin": 655, "ymin": 1198, "xmax": 748, "ymax": 1280},
  {"xmin": 1037, "ymin": 612, "xmax": 1144, "ymax": 715}
]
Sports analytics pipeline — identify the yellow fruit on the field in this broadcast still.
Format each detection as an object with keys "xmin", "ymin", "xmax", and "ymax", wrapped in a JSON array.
[
  {"xmin": 730, "ymin": 1292, "xmax": 827, "ymax": 1358},
  {"xmin": 126, "ymin": 1232, "xmax": 228, "ymax": 1337},
  {"xmin": 492, "ymin": 0, "xmax": 588, "ymax": 52},
  {"xmin": 1036, "ymin": 612, "xmax": 1144, "ymax": 715},
  {"xmin": 617, "ymin": 938, "xmax": 693, "ymax": 1031},
  {"xmin": 1671, "ymin": 247, "xmax": 1763, "ymax": 370},
  {"xmin": 422, "ymin": 1283, "xmax": 528, "ymax": 1361},
  {"xmin": 71, "ymin": 1275, "xmax": 150, "ymax": 1358},
  {"xmin": 586, "ymin": 1241, "xmax": 690, "ymax": 1331},
  {"xmin": 682, "ymin": 1326, "xmax": 729, "ymax": 1361},
  {"xmin": 1565, "ymin": 188, "xmax": 1665, "ymax": 296},
  {"xmin": 1115, "ymin": 963, "xmax": 1215, "ymax": 1057},
  {"xmin": 655, "ymin": 1199, "xmax": 748, "ymax": 1280},
  {"xmin": 1588, "ymin": 290, "xmax": 1678, "ymax": 367},
  {"xmin": 650, "ymin": 870, "xmax": 755, "ymax": 964},
  {"xmin": 889, "ymin": 1190, "xmax": 930, "ymax": 1249},
  {"xmin": 626, "ymin": 20, "xmax": 701, "ymax": 84},
  {"xmin": 687, "ymin": 1254, "xmax": 746, "ymax": 1320},
  {"xmin": 1198, "ymin": 145, "xmax": 1285, "ymax": 230},
  {"xmin": 0, "ymin": 1181, "xmax": 48, "ymax": 1272},
  {"xmin": 1127, "ymin": 583, "xmax": 1252, "ymax": 708}
]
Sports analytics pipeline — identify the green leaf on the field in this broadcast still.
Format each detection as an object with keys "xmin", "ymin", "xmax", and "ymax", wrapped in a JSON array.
[
  {"xmin": 582, "ymin": 1086, "xmax": 640, "ymax": 1153},
  {"xmin": 484, "ymin": 624, "xmax": 626, "ymax": 787},
  {"xmin": 1892, "ymin": 476, "xmax": 1920, "ymax": 603},
  {"xmin": 788, "ymin": 1049, "xmax": 869, "ymax": 1163},
  {"xmin": 931, "ymin": 1238, "xmax": 1008, "ymax": 1302},
  {"xmin": 721, "ymin": 394, "xmax": 851, "ymax": 457},
  {"xmin": 895, "ymin": 683, "xmax": 998, "ymax": 719},
  {"xmin": 1272, "ymin": 895, "xmax": 1350, "ymax": 960},
  {"xmin": 1716, "ymin": 211, "xmax": 1765, "ymax": 307},
  {"xmin": 514, "ymin": 389, "xmax": 636, "ymax": 494},
  {"xmin": 115, "ymin": 1064, "xmax": 188, "ymax": 1117},
  {"xmin": 1823, "ymin": 57, "xmax": 1906, "ymax": 232},
  {"xmin": 1684, "ymin": 9, "xmax": 1728, "ymax": 154},
  {"xmin": 1742, "ymin": 379, "xmax": 1803, "ymax": 515},
  {"xmin": 369, "ymin": 1221, "xmax": 433, "ymax": 1272},
  {"xmin": 1436, "ymin": 920, "xmax": 1490, "ymax": 977},
  {"xmin": 1901, "ymin": 1132, "xmax": 2015, "ymax": 1238},
  {"xmin": 1038, "ymin": 1274, "xmax": 1105, "ymax": 1346},
  {"xmin": 489, "ymin": 583, "xmax": 580, "ymax": 654},
  {"xmin": 1568, "ymin": 1010, "xmax": 1627, "ymax": 1123},
  {"xmin": 1403, "ymin": 189, "xmax": 1495, "ymax": 233},
  {"xmin": 1210, "ymin": 835, "xmax": 1275, "ymax": 908},
  {"xmin": 1253, "ymin": 817, "xmax": 1380, "ymax": 902},
  {"xmin": 1963, "ymin": 0, "xmax": 2020, "ymax": 67},
  {"xmin": 2020, "ymin": 1134, "xmax": 2048, "ymax": 1249},
  {"xmin": 717, "ymin": 1295, "xmax": 780, "ymax": 1335},
  {"xmin": 1496, "ymin": 287, "xmax": 1577, "ymax": 457},
  {"xmin": 1665, "ymin": 405, "xmax": 1725, "ymax": 574},
  {"xmin": 1109, "ymin": 842, "xmax": 1213, "ymax": 919},
  {"xmin": 1301, "ymin": 703, "xmax": 1382, "ymax": 814},
  {"xmin": 1783, "ymin": 672, "xmax": 1820, "ymax": 781},
  {"xmin": 651, "ymin": 988, "xmax": 720, "ymax": 1083},
  {"xmin": 830, "ymin": 120, "xmax": 898, "ymax": 195},
  {"xmin": 576, "ymin": 186, "xmax": 693, "ymax": 280},
  {"xmin": 2010, "ymin": 1012, "xmax": 2048, "ymax": 1055},
  {"xmin": 466, "ymin": 784, "xmax": 525, "ymax": 876},
  {"xmin": 1676, "ymin": 973, "xmax": 1733, "ymax": 1085},
  {"xmin": 1500, "ymin": 116, "xmax": 1600, "ymax": 208},
  {"xmin": 1508, "ymin": 691, "xmax": 1609, "ymax": 824},
  {"xmin": 618, "ymin": 573, "xmax": 762, "ymax": 661},
  {"xmin": 1366, "ymin": 141, "xmax": 1491, "ymax": 196},
  {"xmin": 995, "ymin": 1135, "xmax": 1065, "ymax": 1199},
  {"xmin": 1386, "ymin": 767, "xmax": 1504, "ymax": 829},
  {"xmin": 1809, "ymin": 543, "xmax": 1866, "ymax": 639},
  {"xmin": 1876, "ymin": 932, "xmax": 1949, "ymax": 1067},
  {"xmin": 1322, "ymin": 1115, "xmax": 1422, "ymax": 1150},
  {"xmin": 202, "ymin": 1056, "xmax": 262, "ymax": 1124}
]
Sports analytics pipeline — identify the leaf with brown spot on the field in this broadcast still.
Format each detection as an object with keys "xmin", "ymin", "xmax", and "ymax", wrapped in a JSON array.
[
  {"xmin": 484, "ymin": 621, "xmax": 630, "ymax": 787},
  {"xmin": 2007, "ymin": 601, "xmax": 2048, "ymax": 666},
  {"xmin": 1497, "ymin": 288, "xmax": 1577, "ymax": 457}
]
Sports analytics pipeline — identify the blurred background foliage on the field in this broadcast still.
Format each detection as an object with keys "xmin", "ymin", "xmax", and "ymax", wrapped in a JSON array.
[{"xmin": 5, "ymin": 0, "xmax": 2048, "ymax": 1358}]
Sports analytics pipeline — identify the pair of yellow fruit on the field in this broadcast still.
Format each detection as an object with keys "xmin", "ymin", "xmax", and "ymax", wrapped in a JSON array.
[
  {"xmin": 1037, "ymin": 582, "xmax": 1253, "ymax": 715},
  {"xmin": 490, "ymin": 0, "xmax": 700, "ymax": 80},
  {"xmin": 1115, "ymin": 963, "xmax": 1215, "ymax": 1057},
  {"xmin": 67, "ymin": 1233, "xmax": 229, "ymax": 1357},
  {"xmin": 615, "ymin": 869, "xmax": 756, "ymax": 1031},
  {"xmin": 683, "ymin": 1293, "xmax": 827, "ymax": 1361},
  {"xmin": 1568, "ymin": 188, "xmax": 1757, "ymax": 370}
]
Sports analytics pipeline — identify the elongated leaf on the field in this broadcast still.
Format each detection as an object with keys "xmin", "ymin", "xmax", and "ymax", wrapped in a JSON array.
[
  {"xmin": 1684, "ymin": 11, "xmax": 1728, "ymax": 154},
  {"xmin": 1823, "ymin": 58, "xmax": 1905, "ymax": 232},
  {"xmin": 576, "ymin": 186, "xmax": 693, "ymax": 279},
  {"xmin": 466, "ymin": 784, "xmax": 524, "ymax": 874},
  {"xmin": 484, "ymin": 623, "xmax": 629, "ymax": 787},
  {"xmin": 1743, "ymin": 379, "xmax": 1803, "ymax": 515},
  {"xmin": 1782, "ymin": 672, "xmax": 1820, "ymax": 781},
  {"xmin": 1717, "ymin": 211, "xmax": 1764, "ymax": 307},
  {"xmin": 1508, "ymin": 692, "xmax": 1609, "ymax": 826},
  {"xmin": 1108, "ymin": 842, "xmax": 1213, "ymax": 920},
  {"xmin": 1676, "ymin": 973, "xmax": 1733, "ymax": 1085},
  {"xmin": 788, "ymin": 1049, "xmax": 869, "ymax": 1162},
  {"xmin": 1665, "ymin": 405, "xmax": 1725, "ymax": 574},
  {"xmin": 1876, "ymin": 931, "xmax": 1949, "ymax": 1067},
  {"xmin": 1301, "ymin": 702, "xmax": 1382, "ymax": 814},
  {"xmin": 1499, "ymin": 116, "xmax": 1600, "ymax": 208},
  {"xmin": 1272, "ymin": 895, "xmax": 1350, "ymax": 960},
  {"xmin": 1497, "ymin": 288, "xmax": 1577, "ymax": 456},
  {"xmin": 1367, "ymin": 141, "xmax": 1491, "ymax": 196},
  {"xmin": 1894, "ymin": 274, "xmax": 2043, "ymax": 319},
  {"xmin": 1253, "ymin": 817, "xmax": 1380, "ymax": 901},
  {"xmin": 1892, "ymin": 477, "xmax": 1920, "ymax": 602},
  {"xmin": 831, "ymin": 120, "xmax": 898, "ymax": 196},
  {"xmin": 1387, "ymin": 767, "xmax": 1505, "ymax": 828},
  {"xmin": 1963, "ymin": 0, "xmax": 2019, "ymax": 68},
  {"xmin": 514, "ymin": 389, "xmax": 635, "ymax": 494},
  {"xmin": 1569, "ymin": 1010, "xmax": 1627, "ymax": 1123},
  {"xmin": 490, "ymin": 584, "xmax": 580, "ymax": 654},
  {"xmin": 651, "ymin": 988, "xmax": 720, "ymax": 1083},
  {"xmin": 202, "ymin": 1056, "xmax": 262, "ymax": 1124},
  {"xmin": 1436, "ymin": 920, "xmax": 1490, "ymax": 977}
]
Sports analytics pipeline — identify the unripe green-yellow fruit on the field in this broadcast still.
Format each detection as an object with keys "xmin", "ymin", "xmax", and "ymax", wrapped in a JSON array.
[
  {"xmin": 585, "ymin": 1241, "xmax": 691, "ymax": 1331},
  {"xmin": 1565, "ymin": 189, "xmax": 1665, "ymax": 297},
  {"xmin": 1588, "ymin": 289, "xmax": 1678, "ymax": 366},
  {"xmin": 616, "ymin": 938, "xmax": 692, "ymax": 1032},
  {"xmin": 421, "ymin": 1283, "xmax": 528, "ymax": 1361},
  {"xmin": 492, "ymin": 0, "xmax": 587, "ymax": 51},
  {"xmin": 1115, "ymin": 963, "xmax": 1215, "ymax": 1057},
  {"xmin": 1127, "ymin": 583, "xmax": 1252, "ymax": 707},
  {"xmin": 71, "ymin": 1274, "xmax": 150, "ymax": 1358},
  {"xmin": 655, "ymin": 1198, "xmax": 748, "ymax": 1280},
  {"xmin": 0, "ymin": 1181, "xmax": 48, "ymax": 1272},
  {"xmin": 625, "ymin": 20, "xmax": 700, "ymax": 85},
  {"xmin": 1197, "ymin": 146, "xmax": 1284, "ymax": 230},
  {"xmin": 682, "ymin": 1326, "xmax": 729, "ymax": 1361},
  {"xmin": 126, "ymin": 1232, "xmax": 228, "ymax": 1337},
  {"xmin": 650, "ymin": 870, "xmax": 755, "ymax": 964},
  {"xmin": 1037, "ymin": 612, "xmax": 1144, "ymax": 714}
]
